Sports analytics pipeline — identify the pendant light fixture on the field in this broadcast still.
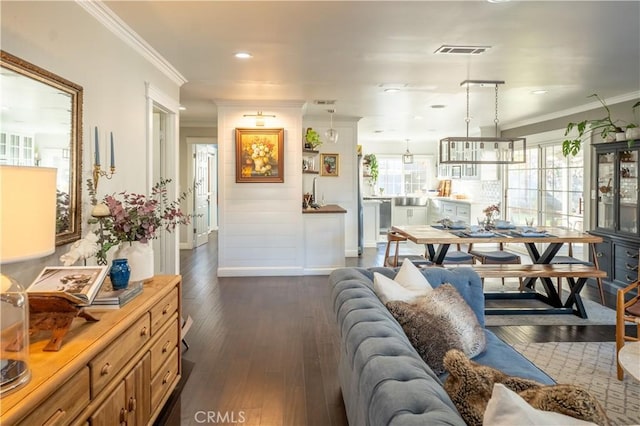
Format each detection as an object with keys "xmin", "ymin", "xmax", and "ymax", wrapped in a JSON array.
[
  {"xmin": 403, "ymin": 139, "xmax": 414, "ymax": 164},
  {"xmin": 439, "ymin": 80, "xmax": 526, "ymax": 164},
  {"xmin": 325, "ymin": 109, "xmax": 338, "ymax": 144}
]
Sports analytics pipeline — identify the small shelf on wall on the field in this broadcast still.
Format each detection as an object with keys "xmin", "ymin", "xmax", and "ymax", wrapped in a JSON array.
[
  {"xmin": 303, "ymin": 149, "xmax": 320, "ymax": 154},
  {"xmin": 303, "ymin": 170, "xmax": 319, "ymax": 174}
]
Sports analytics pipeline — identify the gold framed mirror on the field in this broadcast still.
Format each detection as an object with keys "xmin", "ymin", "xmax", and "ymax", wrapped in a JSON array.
[{"xmin": 1, "ymin": 50, "xmax": 83, "ymax": 246}]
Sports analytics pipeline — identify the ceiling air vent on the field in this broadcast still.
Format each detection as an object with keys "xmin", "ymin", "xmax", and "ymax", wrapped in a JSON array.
[
  {"xmin": 434, "ymin": 45, "xmax": 491, "ymax": 55},
  {"xmin": 313, "ymin": 100, "xmax": 336, "ymax": 105}
]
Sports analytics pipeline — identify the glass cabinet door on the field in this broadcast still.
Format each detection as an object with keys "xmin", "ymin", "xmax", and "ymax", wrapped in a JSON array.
[
  {"xmin": 619, "ymin": 149, "xmax": 638, "ymax": 233},
  {"xmin": 596, "ymin": 151, "xmax": 615, "ymax": 230}
]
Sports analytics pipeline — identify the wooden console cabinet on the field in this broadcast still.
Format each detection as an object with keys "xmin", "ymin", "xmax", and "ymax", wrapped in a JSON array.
[{"xmin": 0, "ymin": 275, "xmax": 182, "ymax": 425}]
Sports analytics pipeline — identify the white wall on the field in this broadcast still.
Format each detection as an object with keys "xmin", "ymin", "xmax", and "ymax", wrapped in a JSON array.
[
  {"xmin": 216, "ymin": 101, "xmax": 305, "ymax": 276},
  {"xmin": 303, "ymin": 117, "xmax": 360, "ymax": 257},
  {"xmin": 1, "ymin": 2, "xmax": 181, "ymax": 284}
]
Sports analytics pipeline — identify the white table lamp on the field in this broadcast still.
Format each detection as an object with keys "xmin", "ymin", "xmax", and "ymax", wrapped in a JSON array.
[{"xmin": 0, "ymin": 165, "xmax": 57, "ymax": 395}]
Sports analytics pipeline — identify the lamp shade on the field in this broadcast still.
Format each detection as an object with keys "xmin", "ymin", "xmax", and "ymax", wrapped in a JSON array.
[{"xmin": 0, "ymin": 166, "xmax": 57, "ymax": 263}]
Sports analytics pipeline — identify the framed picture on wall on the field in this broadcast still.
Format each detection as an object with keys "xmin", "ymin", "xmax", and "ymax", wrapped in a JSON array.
[
  {"xmin": 320, "ymin": 153, "xmax": 339, "ymax": 177},
  {"xmin": 235, "ymin": 128, "xmax": 284, "ymax": 183},
  {"xmin": 451, "ymin": 165, "xmax": 462, "ymax": 179}
]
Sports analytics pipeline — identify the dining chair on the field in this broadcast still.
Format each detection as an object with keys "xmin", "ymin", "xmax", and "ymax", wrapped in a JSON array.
[
  {"xmin": 550, "ymin": 242, "xmax": 605, "ymax": 305},
  {"xmin": 616, "ymin": 279, "xmax": 640, "ymax": 380},
  {"xmin": 468, "ymin": 242, "xmax": 523, "ymax": 288},
  {"xmin": 383, "ymin": 231, "xmax": 431, "ymax": 268}
]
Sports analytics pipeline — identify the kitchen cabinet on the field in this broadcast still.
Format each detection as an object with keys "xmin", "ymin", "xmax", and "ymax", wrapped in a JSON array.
[
  {"xmin": 0, "ymin": 276, "xmax": 182, "ymax": 425},
  {"xmin": 427, "ymin": 198, "xmax": 484, "ymax": 225},
  {"xmin": 590, "ymin": 141, "xmax": 640, "ymax": 292},
  {"xmin": 363, "ymin": 199, "xmax": 381, "ymax": 247},
  {"xmin": 393, "ymin": 206, "xmax": 428, "ymax": 226}
]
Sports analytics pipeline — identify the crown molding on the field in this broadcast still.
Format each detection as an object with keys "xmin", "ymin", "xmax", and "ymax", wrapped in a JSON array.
[
  {"xmin": 76, "ymin": 0, "xmax": 187, "ymax": 87},
  {"xmin": 503, "ymin": 90, "xmax": 640, "ymax": 130}
]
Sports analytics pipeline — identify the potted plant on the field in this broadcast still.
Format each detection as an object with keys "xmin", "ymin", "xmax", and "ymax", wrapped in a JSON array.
[
  {"xmin": 562, "ymin": 94, "xmax": 623, "ymax": 157},
  {"xmin": 304, "ymin": 128, "xmax": 322, "ymax": 149},
  {"xmin": 363, "ymin": 153, "xmax": 378, "ymax": 185},
  {"xmin": 626, "ymin": 101, "xmax": 640, "ymax": 141}
]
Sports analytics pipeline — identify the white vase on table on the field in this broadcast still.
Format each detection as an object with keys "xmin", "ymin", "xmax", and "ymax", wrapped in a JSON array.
[{"xmin": 115, "ymin": 241, "xmax": 154, "ymax": 283}]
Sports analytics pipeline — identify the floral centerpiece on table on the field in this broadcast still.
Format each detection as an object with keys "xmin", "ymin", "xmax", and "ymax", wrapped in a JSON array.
[{"xmin": 482, "ymin": 203, "xmax": 500, "ymax": 225}]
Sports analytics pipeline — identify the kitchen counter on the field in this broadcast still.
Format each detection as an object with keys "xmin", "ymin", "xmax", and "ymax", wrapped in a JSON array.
[{"xmin": 302, "ymin": 204, "xmax": 347, "ymax": 214}]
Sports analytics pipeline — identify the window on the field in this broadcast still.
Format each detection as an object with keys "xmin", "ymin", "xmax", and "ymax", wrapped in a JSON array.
[{"xmin": 376, "ymin": 155, "xmax": 435, "ymax": 195}]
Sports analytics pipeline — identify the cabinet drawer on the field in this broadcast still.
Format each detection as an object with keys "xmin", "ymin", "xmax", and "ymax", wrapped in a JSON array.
[
  {"xmin": 90, "ymin": 314, "xmax": 151, "ymax": 396},
  {"xmin": 150, "ymin": 287, "xmax": 178, "ymax": 334},
  {"xmin": 614, "ymin": 267, "xmax": 638, "ymax": 285},
  {"xmin": 150, "ymin": 314, "xmax": 179, "ymax": 375},
  {"xmin": 150, "ymin": 347, "xmax": 179, "ymax": 409},
  {"xmin": 615, "ymin": 244, "xmax": 640, "ymax": 264},
  {"xmin": 455, "ymin": 205, "xmax": 470, "ymax": 218},
  {"xmin": 442, "ymin": 204, "xmax": 455, "ymax": 216},
  {"xmin": 18, "ymin": 367, "xmax": 90, "ymax": 426}
]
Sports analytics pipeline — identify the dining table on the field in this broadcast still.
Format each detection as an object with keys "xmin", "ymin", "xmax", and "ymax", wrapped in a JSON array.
[{"xmin": 391, "ymin": 224, "xmax": 605, "ymax": 317}]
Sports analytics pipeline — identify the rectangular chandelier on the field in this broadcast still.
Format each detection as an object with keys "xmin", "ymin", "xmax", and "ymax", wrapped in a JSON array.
[{"xmin": 439, "ymin": 137, "xmax": 526, "ymax": 164}]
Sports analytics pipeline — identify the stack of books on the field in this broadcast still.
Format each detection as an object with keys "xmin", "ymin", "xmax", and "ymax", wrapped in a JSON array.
[{"xmin": 90, "ymin": 280, "xmax": 144, "ymax": 309}]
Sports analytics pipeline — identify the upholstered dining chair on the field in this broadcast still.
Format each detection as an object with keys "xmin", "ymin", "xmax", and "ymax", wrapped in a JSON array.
[
  {"xmin": 383, "ymin": 231, "xmax": 431, "ymax": 268},
  {"xmin": 551, "ymin": 243, "xmax": 605, "ymax": 305},
  {"xmin": 616, "ymin": 279, "xmax": 640, "ymax": 380},
  {"xmin": 468, "ymin": 242, "xmax": 523, "ymax": 288}
]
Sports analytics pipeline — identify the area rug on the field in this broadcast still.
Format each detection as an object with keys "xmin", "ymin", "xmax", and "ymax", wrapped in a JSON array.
[
  {"xmin": 513, "ymin": 342, "xmax": 639, "ymax": 426},
  {"xmin": 483, "ymin": 280, "xmax": 615, "ymax": 326}
]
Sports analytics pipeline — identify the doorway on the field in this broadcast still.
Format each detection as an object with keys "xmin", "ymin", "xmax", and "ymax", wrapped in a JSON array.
[{"xmin": 186, "ymin": 137, "xmax": 218, "ymax": 248}]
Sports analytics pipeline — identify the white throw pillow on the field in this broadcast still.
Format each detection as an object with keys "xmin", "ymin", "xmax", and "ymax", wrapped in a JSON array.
[
  {"xmin": 484, "ymin": 384, "xmax": 598, "ymax": 426},
  {"xmin": 393, "ymin": 259, "xmax": 433, "ymax": 292},
  {"xmin": 373, "ymin": 271, "xmax": 430, "ymax": 304}
]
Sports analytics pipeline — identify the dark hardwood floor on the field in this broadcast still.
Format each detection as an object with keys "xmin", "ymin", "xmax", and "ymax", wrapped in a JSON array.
[{"xmin": 157, "ymin": 233, "xmax": 622, "ymax": 426}]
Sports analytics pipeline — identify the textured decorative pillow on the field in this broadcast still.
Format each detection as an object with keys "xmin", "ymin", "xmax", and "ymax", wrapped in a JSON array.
[
  {"xmin": 385, "ymin": 283, "xmax": 486, "ymax": 374},
  {"xmin": 484, "ymin": 384, "xmax": 598, "ymax": 426},
  {"xmin": 393, "ymin": 259, "xmax": 433, "ymax": 292},
  {"xmin": 373, "ymin": 272, "xmax": 429, "ymax": 304},
  {"xmin": 443, "ymin": 349, "xmax": 609, "ymax": 426}
]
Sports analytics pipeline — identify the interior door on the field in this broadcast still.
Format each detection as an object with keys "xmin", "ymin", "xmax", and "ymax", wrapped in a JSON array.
[{"xmin": 194, "ymin": 144, "xmax": 209, "ymax": 247}]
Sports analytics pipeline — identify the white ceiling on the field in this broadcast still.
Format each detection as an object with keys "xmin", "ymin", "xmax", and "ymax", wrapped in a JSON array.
[{"xmin": 104, "ymin": 0, "xmax": 640, "ymax": 147}]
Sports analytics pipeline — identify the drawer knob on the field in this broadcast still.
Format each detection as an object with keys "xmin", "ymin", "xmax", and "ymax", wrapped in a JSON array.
[
  {"xmin": 626, "ymin": 250, "xmax": 639, "ymax": 259},
  {"xmin": 45, "ymin": 409, "xmax": 67, "ymax": 424},
  {"xmin": 140, "ymin": 326, "xmax": 148, "ymax": 337},
  {"xmin": 162, "ymin": 371, "xmax": 171, "ymax": 385},
  {"xmin": 596, "ymin": 252, "xmax": 604, "ymax": 258},
  {"xmin": 120, "ymin": 407, "xmax": 127, "ymax": 424},
  {"xmin": 100, "ymin": 362, "xmax": 111, "ymax": 376},
  {"xmin": 626, "ymin": 263, "xmax": 639, "ymax": 271},
  {"xmin": 627, "ymin": 275, "xmax": 635, "ymax": 282},
  {"xmin": 162, "ymin": 304, "xmax": 171, "ymax": 315},
  {"xmin": 162, "ymin": 341, "xmax": 171, "ymax": 353},
  {"xmin": 128, "ymin": 396, "xmax": 137, "ymax": 412}
]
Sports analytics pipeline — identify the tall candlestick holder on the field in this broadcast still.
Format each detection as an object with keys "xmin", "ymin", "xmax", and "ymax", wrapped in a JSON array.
[{"xmin": 92, "ymin": 164, "xmax": 115, "ymax": 192}]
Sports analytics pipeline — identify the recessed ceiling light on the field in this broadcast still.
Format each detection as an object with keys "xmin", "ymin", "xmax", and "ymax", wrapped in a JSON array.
[
  {"xmin": 384, "ymin": 88, "xmax": 401, "ymax": 93},
  {"xmin": 531, "ymin": 89, "xmax": 548, "ymax": 95},
  {"xmin": 487, "ymin": 0, "xmax": 511, "ymax": 3},
  {"xmin": 234, "ymin": 52, "xmax": 252, "ymax": 59},
  {"xmin": 431, "ymin": 104, "xmax": 446, "ymax": 109}
]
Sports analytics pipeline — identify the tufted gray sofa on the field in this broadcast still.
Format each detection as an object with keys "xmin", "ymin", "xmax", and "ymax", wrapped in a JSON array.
[{"xmin": 329, "ymin": 266, "xmax": 554, "ymax": 426}]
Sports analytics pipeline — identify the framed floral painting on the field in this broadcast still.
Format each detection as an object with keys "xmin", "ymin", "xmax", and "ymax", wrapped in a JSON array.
[
  {"xmin": 235, "ymin": 128, "xmax": 284, "ymax": 183},
  {"xmin": 320, "ymin": 153, "xmax": 339, "ymax": 177}
]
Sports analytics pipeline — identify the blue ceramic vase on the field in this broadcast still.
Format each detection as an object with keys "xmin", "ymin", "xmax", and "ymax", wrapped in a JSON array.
[{"xmin": 110, "ymin": 258, "xmax": 131, "ymax": 290}]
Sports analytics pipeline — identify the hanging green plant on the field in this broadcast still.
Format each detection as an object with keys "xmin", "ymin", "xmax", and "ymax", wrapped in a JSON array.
[{"xmin": 363, "ymin": 153, "xmax": 378, "ymax": 184}]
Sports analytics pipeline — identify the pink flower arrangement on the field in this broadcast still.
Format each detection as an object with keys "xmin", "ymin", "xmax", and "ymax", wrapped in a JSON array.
[
  {"xmin": 483, "ymin": 204, "xmax": 500, "ymax": 217},
  {"xmin": 101, "ymin": 179, "xmax": 191, "ymax": 243}
]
